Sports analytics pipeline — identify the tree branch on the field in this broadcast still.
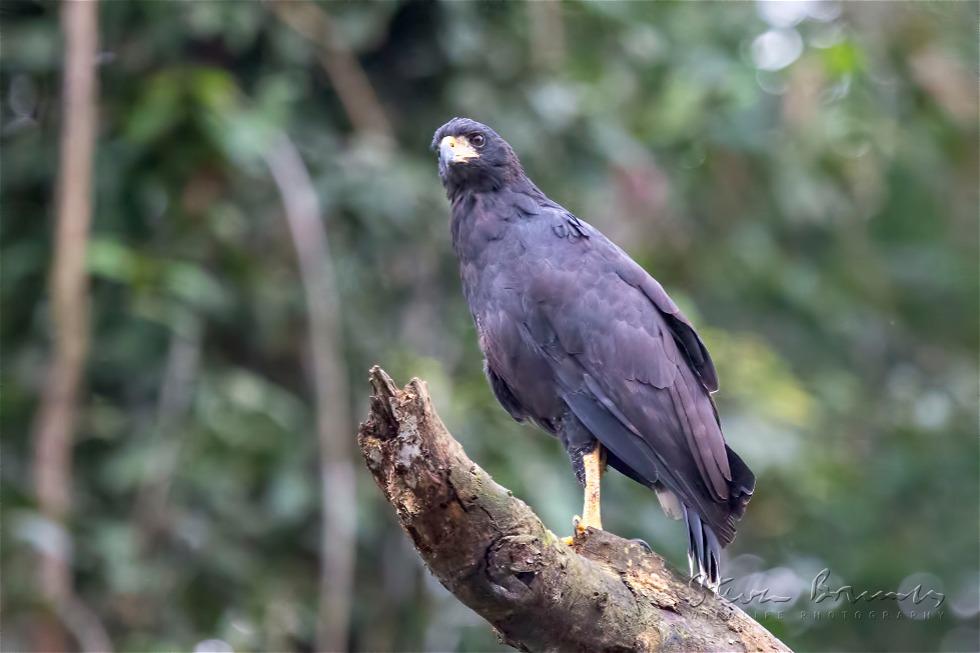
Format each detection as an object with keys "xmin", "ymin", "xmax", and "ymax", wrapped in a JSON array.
[
  {"xmin": 31, "ymin": 1, "xmax": 106, "ymax": 651},
  {"xmin": 357, "ymin": 367, "xmax": 792, "ymax": 653}
]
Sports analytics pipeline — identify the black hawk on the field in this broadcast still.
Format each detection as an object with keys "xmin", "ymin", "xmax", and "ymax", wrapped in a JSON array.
[{"xmin": 432, "ymin": 117, "xmax": 755, "ymax": 589}]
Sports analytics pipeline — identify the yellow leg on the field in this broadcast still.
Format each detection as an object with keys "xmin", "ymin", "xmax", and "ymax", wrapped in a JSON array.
[{"xmin": 579, "ymin": 444, "xmax": 606, "ymax": 532}]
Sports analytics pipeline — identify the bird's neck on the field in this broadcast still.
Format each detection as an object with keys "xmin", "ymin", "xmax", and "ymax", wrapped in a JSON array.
[
  {"xmin": 447, "ymin": 175, "xmax": 544, "ymax": 207},
  {"xmin": 449, "ymin": 187, "xmax": 518, "ymax": 265},
  {"xmin": 449, "ymin": 190, "xmax": 500, "ymax": 258},
  {"xmin": 451, "ymin": 184, "xmax": 551, "ymax": 277}
]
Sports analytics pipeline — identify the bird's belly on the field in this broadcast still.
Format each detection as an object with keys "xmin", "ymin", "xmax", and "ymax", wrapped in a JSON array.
[
  {"xmin": 502, "ymin": 355, "xmax": 563, "ymax": 422},
  {"xmin": 476, "ymin": 313, "xmax": 563, "ymax": 422}
]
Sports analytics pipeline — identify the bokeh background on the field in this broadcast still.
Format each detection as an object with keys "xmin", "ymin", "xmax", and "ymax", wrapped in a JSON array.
[{"xmin": 3, "ymin": 1, "xmax": 978, "ymax": 652}]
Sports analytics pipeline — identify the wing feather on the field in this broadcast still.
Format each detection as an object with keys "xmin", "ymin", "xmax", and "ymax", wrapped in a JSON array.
[
  {"xmin": 523, "ymin": 221, "xmax": 739, "ymax": 539},
  {"xmin": 614, "ymin": 255, "xmax": 719, "ymax": 392}
]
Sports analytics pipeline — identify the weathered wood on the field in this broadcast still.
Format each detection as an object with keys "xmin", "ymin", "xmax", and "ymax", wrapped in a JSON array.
[{"xmin": 357, "ymin": 366, "xmax": 792, "ymax": 653}]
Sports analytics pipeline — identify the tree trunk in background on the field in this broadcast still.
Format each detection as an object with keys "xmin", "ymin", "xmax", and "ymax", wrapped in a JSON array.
[
  {"xmin": 264, "ymin": 136, "xmax": 355, "ymax": 653},
  {"xmin": 30, "ymin": 1, "xmax": 103, "ymax": 651},
  {"xmin": 358, "ymin": 367, "xmax": 792, "ymax": 653},
  {"xmin": 267, "ymin": 0, "xmax": 392, "ymax": 142}
]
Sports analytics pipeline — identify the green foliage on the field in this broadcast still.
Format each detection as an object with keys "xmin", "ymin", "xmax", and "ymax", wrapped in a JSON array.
[{"xmin": 3, "ymin": 1, "xmax": 977, "ymax": 651}]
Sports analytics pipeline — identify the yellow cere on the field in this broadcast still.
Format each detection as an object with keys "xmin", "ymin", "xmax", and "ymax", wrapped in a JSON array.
[{"xmin": 441, "ymin": 135, "xmax": 479, "ymax": 162}]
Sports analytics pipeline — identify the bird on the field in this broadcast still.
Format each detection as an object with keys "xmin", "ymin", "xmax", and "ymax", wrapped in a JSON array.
[{"xmin": 431, "ymin": 117, "xmax": 755, "ymax": 590}]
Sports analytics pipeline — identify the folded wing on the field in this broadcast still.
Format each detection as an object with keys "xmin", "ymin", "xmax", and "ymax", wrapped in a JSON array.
[{"xmin": 522, "ymin": 226, "xmax": 751, "ymax": 543}]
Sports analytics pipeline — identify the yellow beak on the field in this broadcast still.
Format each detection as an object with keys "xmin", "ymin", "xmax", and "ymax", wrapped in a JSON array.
[{"xmin": 439, "ymin": 135, "xmax": 479, "ymax": 165}]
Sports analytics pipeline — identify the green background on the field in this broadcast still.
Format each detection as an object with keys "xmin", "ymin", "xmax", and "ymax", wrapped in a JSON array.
[{"xmin": 3, "ymin": 1, "xmax": 978, "ymax": 651}]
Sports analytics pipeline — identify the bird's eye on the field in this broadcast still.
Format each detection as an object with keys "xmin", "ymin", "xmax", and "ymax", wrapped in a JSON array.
[{"xmin": 470, "ymin": 133, "xmax": 486, "ymax": 148}]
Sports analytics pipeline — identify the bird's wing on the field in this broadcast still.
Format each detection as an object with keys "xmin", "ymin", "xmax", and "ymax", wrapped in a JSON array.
[
  {"xmin": 606, "ymin": 241, "xmax": 719, "ymax": 393},
  {"xmin": 521, "ymin": 219, "xmax": 744, "ymax": 539}
]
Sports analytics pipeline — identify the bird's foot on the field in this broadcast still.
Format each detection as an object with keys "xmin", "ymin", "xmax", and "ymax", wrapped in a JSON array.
[
  {"xmin": 561, "ymin": 515, "xmax": 603, "ymax": 547},
  {"xmin": 560, "ymin": 515, "xmax": 589, "ymax": 546},
  {"xmin": 576, "ymin": 512, "xmax": 604, "ymax": 532}
]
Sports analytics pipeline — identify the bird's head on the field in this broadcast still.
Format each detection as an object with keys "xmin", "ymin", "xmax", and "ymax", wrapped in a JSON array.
[{"xmin": 431, "ymin": 117, "xmax": 524, "ymax": 194}]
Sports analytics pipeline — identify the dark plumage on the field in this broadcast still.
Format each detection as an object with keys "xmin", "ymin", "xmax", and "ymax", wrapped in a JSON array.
[{"xmin": 432, "ymin": 117, "xmax": 755, "ymax": 588}]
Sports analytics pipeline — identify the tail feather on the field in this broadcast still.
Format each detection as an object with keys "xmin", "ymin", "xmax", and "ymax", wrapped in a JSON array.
[
  {"xmin": 684, "ymin": 506, "xmax": 722, "ymax": 591},
  {"xmin": 680, "ymin": 447, "xmax": 752, "ymax": 591}
]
